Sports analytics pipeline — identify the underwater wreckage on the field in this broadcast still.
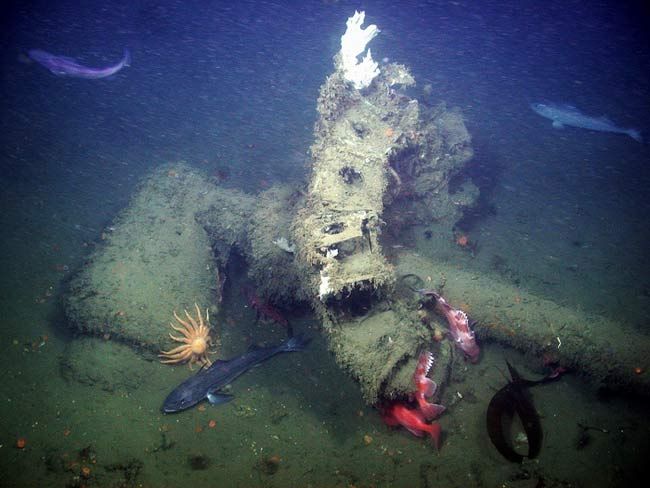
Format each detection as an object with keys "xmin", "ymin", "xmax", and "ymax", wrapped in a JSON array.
[{"xmin": 64, "ymin": 12, "xmax": 650, "ymax": 414}]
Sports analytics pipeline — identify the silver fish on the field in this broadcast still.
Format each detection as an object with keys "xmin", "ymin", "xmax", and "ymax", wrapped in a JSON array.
[
  {"xmin": 28, "ymin": 49, "xmax": 130, "ymax": 79},
  {"xmin": 531, "ymin": 102, "xmax": 642, "ymax": 142}
]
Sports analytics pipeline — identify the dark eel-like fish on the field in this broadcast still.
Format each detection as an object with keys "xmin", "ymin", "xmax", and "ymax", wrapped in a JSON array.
[{"xmin": 486, "ymin": 361, "xmax": 562, "ymax": 463}]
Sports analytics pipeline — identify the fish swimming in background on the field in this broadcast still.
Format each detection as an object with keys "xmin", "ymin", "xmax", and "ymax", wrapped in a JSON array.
[
  {"xmin": 531, "ymin": 102, "xmax": 642, "ymax": 142},
  {"xmin": 27, "ymin": 49, "xmax": 131, "ymax": 79}
]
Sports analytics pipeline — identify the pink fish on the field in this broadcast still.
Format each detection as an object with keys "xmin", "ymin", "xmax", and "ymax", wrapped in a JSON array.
[
  {"xmin": 418, "ymin": 290, "xmax": 480, "ymax": 362},
  {"xmin": 413, "ymin": 351, "xmax": 446, "ymax": 419}
]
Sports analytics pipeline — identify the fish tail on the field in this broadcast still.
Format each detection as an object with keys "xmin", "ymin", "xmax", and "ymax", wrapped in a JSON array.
[
  {"xmin": 281, "ymin": 335, "xmax": 310, "ymax": 352},
  {"xmin": 627, "ymin": 129, "xmax": 642, "ymax": 143},
  {"xmin": 427, "ymin": 422, "xmax": 442, "ymax": 450},
  {"xmin": 122, "ymin": 49, "xmax": 131, "ymax": 68}
]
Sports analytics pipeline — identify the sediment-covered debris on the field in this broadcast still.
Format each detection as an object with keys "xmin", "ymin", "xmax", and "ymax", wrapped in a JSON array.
[
  {"xmin": 247, "ymin": 186, "xmax": 308, "ymax": 303},
  {"xmin": 396, "ymin": 252, "xmax": 650, "ymax": 398},
  {"xmin": 289, "ymin": 11, "xmax": 478, "ymax": 403},
  {"xmin": 65, "ymin": 163, "xmax": 222, "ymax": 351}
]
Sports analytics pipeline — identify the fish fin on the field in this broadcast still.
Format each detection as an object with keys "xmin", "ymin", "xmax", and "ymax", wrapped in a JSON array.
[
  {"xmin": 506, "ymin": 360, "xmax": 544, "ymax": 386},
  {"xmin": 405, "ymin": 426, "xmax": 425, "ymax": 437},
  {"xmin": 122, "ymin": 48, "xmax": 131, "ymax": 67},
  {"xmin": 628, "ymin": 129, "xmax": 643, "ymax": 143},
  {"xmin": 419, "ymin": 402, "xmax": 446, "ymax": 420},
  {"xmin": 552, "ymin": 120, "xmax": 564, "ymax": 129},
  {"xmin": 420, "ymin": 377, "xmax": 436, "ymax": 397},
  {"xmin": 428, "ymin": 422, "xmax": 442, "ymax": 450},
  {"xmin": 207, "ymin": 391, "xmax": 234, "ymax": 405},
  {"xmin": 505, "ymin": 360, "xmax": 522, "ymax": 382}
]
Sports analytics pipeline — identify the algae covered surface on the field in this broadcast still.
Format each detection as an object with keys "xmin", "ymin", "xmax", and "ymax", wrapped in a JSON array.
[
  {"xmin": 395, "ymin": 253, "xmax": 650, "ymax": 396},
  {"xmin": 65, "ymin": 163, "xmax": 221, "ymax": 351}
]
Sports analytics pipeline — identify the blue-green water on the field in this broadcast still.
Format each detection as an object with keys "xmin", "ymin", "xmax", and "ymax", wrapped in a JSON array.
[{"xmin": 1, "ymin": 1, "xmax": 649, "ymax": 486}]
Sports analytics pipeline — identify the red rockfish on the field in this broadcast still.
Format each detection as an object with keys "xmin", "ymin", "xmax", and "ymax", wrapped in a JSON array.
[
  {"xmin": 242, "ymin": 286, "xmax": 288, "ymax": 327},
  {"xmin": 381, "ymin": 403, "xmax": 442, "ymax": 449},
  {"xmin": 381, "ymin": 351, "xmax": 445, "ymax": 448}
]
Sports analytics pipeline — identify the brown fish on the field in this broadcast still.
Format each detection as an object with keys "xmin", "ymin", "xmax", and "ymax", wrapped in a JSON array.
[{"xmin": 486, "ymin": 361, "xmax": 562, "ymax": 463}]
